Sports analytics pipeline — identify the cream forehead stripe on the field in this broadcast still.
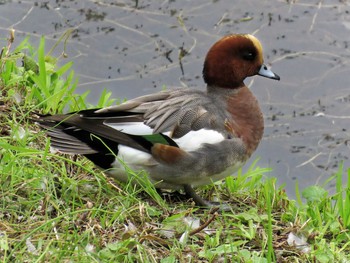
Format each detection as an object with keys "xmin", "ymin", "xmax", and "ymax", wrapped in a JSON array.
[
  {"xmin": 222, "ymin": 34, "xmax": 264, "ymax": 56},
  {"xmin": 245, "ymin": 34, "xmax": 263, "ymax": 56}
]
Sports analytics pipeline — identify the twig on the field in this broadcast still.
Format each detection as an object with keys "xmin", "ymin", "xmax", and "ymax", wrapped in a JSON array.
[
  {"xmin": 296, "ymin": 152, "xmax": 323, "ymax": 168},
  {"xmin": 189, "ymin": 212, "xmax": 218, "ymax": 236},
  {"xmin": 309, "ymin": 0, "xmax": 323, "ymax": 32}
]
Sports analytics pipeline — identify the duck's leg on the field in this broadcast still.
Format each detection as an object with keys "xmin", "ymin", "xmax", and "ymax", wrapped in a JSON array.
[
  {"xmin": 183, "ymin": 184, "xmax": 212, "ymax": 207},
  {"xmin": 183, "ymin": 184, "xmax": 231, "ymax": 211}
]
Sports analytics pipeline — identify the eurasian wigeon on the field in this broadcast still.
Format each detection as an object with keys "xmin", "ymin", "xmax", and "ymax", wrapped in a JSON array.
[{"xmin": 37, "ymin": 34, "xmax": 280, "ymax": 207}]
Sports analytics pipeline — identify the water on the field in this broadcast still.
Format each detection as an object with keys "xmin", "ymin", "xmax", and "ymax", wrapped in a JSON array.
[{"xmin": 1, "ymin": 0, "xmax": 350, "ymax": 197}]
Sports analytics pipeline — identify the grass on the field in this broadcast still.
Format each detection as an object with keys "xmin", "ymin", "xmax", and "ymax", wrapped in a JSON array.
[{"xmin": 1, "ymin": 31, "xmax": 350, "ymax": 262}]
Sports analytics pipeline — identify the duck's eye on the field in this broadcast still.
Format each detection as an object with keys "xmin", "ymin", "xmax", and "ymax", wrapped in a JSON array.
[{"xmin": 242, "ymin": 52, "xmax": 255, "ymax": 61}]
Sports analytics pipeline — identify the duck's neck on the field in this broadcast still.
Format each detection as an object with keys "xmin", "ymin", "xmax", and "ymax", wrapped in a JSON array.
[{"xmin": 208, "ymin": 85, "xmax": 264, "ymax": 157}]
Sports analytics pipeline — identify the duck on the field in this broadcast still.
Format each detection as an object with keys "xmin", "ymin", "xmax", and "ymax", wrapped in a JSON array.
[{"xmin": 36, "ymin": 34, "xmax": 280, "ymax": 207}]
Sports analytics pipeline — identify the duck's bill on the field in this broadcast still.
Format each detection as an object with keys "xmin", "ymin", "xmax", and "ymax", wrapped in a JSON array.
[{"xmin": 258, "ymin": 64, "xmax": 280, "ymax": 80}]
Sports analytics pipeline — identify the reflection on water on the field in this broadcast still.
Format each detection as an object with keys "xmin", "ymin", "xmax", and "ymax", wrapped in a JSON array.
[{"xmin": 1, "ymin": 0, "xmax": 350, "ymax": 197}]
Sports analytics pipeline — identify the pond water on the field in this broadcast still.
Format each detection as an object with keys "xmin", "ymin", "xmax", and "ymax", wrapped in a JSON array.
[{"xmin": 1, "ymin": 0, "xmax": 350, "ymax": 198}]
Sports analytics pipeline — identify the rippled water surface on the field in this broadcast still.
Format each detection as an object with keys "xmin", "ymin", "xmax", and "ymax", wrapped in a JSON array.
[{"xmin": 1, "ymin": 0, "xmax": 350, "ymax": 197}]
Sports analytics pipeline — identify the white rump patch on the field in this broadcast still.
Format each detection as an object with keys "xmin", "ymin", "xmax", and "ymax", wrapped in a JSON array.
[{"xmin": 117, "ymin": 145, "xmax": 155, "ymax": 166}]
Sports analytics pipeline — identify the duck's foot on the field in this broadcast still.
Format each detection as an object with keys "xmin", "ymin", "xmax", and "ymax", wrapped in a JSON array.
[{"xmin": 183, "ymin": 184, "xmax": 231, "ymax": 211}]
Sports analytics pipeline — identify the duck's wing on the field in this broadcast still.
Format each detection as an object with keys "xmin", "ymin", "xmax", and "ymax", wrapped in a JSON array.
[
  {"xmin": 98, "ymin": 89, "xmax": 225, "ymax": 138},
  {"xmin": 36, "ymin": 89, "xmax": 227, "ymax": 162}
]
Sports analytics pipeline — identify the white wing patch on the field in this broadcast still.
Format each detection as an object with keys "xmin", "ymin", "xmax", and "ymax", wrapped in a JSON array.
[
  {"xmin": 174, "ymin": 129, "xmax": 225, "ymax": 152},
  {"xmin": 106, "ymin": 122, "xmax": 154, "ymax": 135},
  {"xmin": 108, "ymin": 121, "xmax": 225, "ymax": 153}
]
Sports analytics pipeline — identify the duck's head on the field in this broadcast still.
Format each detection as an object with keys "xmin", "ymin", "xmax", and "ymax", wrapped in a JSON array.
[{"xmin": 203, "ymin": 34, "xmax": 280, "ymax": 88}]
